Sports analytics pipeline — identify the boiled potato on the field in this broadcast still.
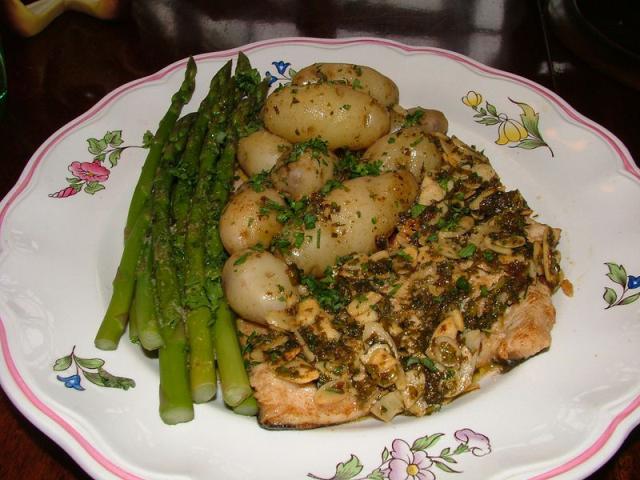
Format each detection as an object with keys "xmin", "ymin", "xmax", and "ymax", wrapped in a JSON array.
[
  {"xmin": 219, "ymin": 186, "xmax": 285, "ymax": 254},
  {"xmin": 237, "ymin": 129, "xmax": 291, "ymax": 177},
  {"xmin": 222, "ymin": 250, "xmax": 297, "ymax": 325},
  {"xmin": 390, "ymin": 107, "xmax": 449, "ymax": 135},
  {"xmin": 271, "ymin": 145, "xmax": 337, "ymax": 200},
  {"xmin": 292, "ymin": 63, "xmax": 399, "ymax": 107},
  {"xmin": 284, "ymin": 171, "xmax": 418, "ymax": 275},
  {"xmin": 362, "ymin": 127, "xmax": 442, "ymax": 181},
  {"xmin": 262, "ymin": 83, "xmax": 390, "ymax": 150}
]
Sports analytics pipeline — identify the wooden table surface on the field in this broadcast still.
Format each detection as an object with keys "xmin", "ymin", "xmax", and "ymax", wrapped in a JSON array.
[{"xmin": 0, "ymin": 1, "xmax": 638, "ymax": 478}]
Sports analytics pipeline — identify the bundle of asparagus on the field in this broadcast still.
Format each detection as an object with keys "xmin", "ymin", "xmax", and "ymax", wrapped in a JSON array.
[{"xmin": 94, "ymin": 53, "xmax": 268, "ymax": 424}]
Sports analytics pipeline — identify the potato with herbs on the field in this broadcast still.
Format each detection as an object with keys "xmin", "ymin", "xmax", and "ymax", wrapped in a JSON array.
[
  {"xmin": 271, "ymin": 140, "xmax": 337, "ymax": 200},
  {"xmin": 284, "ymin": 170, "xmax": 418, "ymax": 276},
  {"xmin": 219, "ymin": 186, "xmax": 285, "ymax": 255},
  {"xmin": 222, "ymin": 250, "xmax": 297, "ymax": 326},
  {"xmin": 262, "ymin": 83, "xmax": 390, "ymax": 150},
  {"xmin": 237, "ymin": 129, "xmax": 291, "ymax": 177},
  {"xmin": 390, "ymin": 107, "xmax": 449, "ymax": 135},
  {"xmin": 292, "ymin": 63, "xmax": 399, "ymax": 107},
  {"xmin": 362, "ymin": 127, "xmax": 443, "ymax": 181}
]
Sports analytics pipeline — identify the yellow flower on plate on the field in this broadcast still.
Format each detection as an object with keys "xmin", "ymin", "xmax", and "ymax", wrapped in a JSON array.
[
  {"xmin": 496, "ymin": 119, "xmax": 528, "ymax": 145},
  {"xmin": 462, "ymin": 91, "xmax": 483, "ymax": 108}
]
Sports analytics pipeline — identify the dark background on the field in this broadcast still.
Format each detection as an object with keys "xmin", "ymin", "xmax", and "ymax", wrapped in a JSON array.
[{"xmin": 0, "ymin": 0, "xmax": 638, "ymax": 478}]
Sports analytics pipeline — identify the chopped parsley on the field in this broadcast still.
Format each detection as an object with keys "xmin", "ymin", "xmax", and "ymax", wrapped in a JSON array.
[
  {"xmin": 248, "ymin": 170, "xmax": 271, "ymax": 192},
  {"xmin": 402, "ymin": 108, "xmax": 425, "ymax": 128},
  {"xmin": 233, "ymin": 253, "xmax": 250, "ymax": 266},
  {"xmin": 337, "ymin": 151, "xmax": 383, "ymax": 179},
  {"xmin": 457, "ymin": 243, "xmax": 477, "ymax": 258},
  {"xmin": 286, "ymin": 137, "xmax": 329, "ymax": 165},
  {"xmin": 410, "ymin": 204, "xmax": 427, "ymax": 218}
]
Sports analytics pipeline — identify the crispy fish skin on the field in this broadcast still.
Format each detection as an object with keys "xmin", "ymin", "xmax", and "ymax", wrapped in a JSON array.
[{"xmin": 250, "ymin": 363, "xmax": 368, "ymax": 429}]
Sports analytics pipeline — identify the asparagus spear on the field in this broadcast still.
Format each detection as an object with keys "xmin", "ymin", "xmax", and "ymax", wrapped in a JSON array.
[
  {"xmin": 128, "ymin": 295, "xmax": 139, "ymax": 345},
  {"xmin": 94, "ymin": 206, "xmax": 151, "ymax": 350},
  {"xmin": 134, "ymin": 232, "xmax": 163, "ymax": 350},
  {"xmin": 124, "ymin": 58, "xmax": 198, "ymax": 238},
  {"xmin": 208, "ymin": 58, "xmax": 270, "ymax": 407},
  {"xmin": 213, "ymin": 300, "xmax": 252, "ymax": 407},
  {"xmin": 183, "ymin": 66, "xmax": 236, "ymax": 403},
  {"xmin": 233, "ymin": 394, "xmax": 258, "ymax": 416},
  {"xmin": 151, "ymin": 121, "xmax": 195, "ymax": 425},
  {"xmin": 172, "ymin": 60, "xmax": 233, "ymax": 286},
  {"xmin": 94, "ymin": 60, "xmax": 197, "ymax": 351},
  {"xmin": 133, "ymin": 112, "xmax": 197, "ymax": 352}
]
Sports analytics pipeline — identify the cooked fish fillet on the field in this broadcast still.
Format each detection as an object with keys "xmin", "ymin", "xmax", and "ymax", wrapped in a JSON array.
[
  {"xmin": 250, "ymin": 363, "xmax": 368, "ymax": 429},
  {"xmin": 477, "ymin": 281, "xmax": 555, "ymax": 367}
]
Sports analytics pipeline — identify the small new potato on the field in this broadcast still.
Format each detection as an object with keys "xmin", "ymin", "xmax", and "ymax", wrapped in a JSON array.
[
  {"xmin": 238, "ymin": 129, "xmax": 291, "ymax": 177},
  {"xmin": 222, "ymin": 250, "xmax": 297, "ymax": 326},
  {"xmin": 362, "ymin": 127, "xmax": 442, "ymax": 181},
  {"xmin": 219, "ymin": 186, "xmax": 285, "ymax": 255},
  {"xmin": 262, "ymin": 83, "xmax": 390, "ymax": 150},
  {"xmin": 271, "ymin": 146, "xmax": 337, "ymax": 200},
  {"xmin": 292, "ymin": 63, "xmax": 399, "ymax": 107},
  {"xmin": 284, "ymin": 171, "xmax": 418, "ymax": 275},
  {"xmin": 390, "ymin": 107, "xmax": 449, "ymax": 135}
]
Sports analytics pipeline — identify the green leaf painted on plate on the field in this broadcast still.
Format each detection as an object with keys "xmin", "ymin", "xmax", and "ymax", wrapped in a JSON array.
[
  {"xmin": 84, "ymin": 182, "xmax": 106, "ymax": 195},
  {"xmin": 93, "ymin": 153, "xmax": 106, "ymax": 163},
  {"xmin": 142, "ymin": 130, "xmax": 154, "ymax": 148},
  {"xmin": 620, "ymin": 292, "xmax": 640, "ymax": 306},
  {"xmin": 477, "ymin": 117, "xmax": 499, "ymax": 126},
  {"xmin": 433, "ymin": 460, "xmax": 460, "ymax": 473},
  {"xmin": 107, "ymin": 130, "xmax": 123, "ymax": 147},
  {"xmin": 514, "ymin": 139, "xmax": 545, "ymax": 150},
  {"xmin": 366, "ymin": 469, "xmax": 385, "ymax": 480},
  {"xmin": 75, "ymin": 357, "xmax": 105, "ymax": 369},
  {"xmin": 412, "ymin": 433, "xmax": 444, "ymax": 451},
  {"xmin": 603, "ymin": 287, "xmax": 618, "ymax": 306},
  {"xmin": 108, "ymin": 149, "xmax": 122, "ymax": 168},
  {"xmin": 53, "ymin": 355, "xmax": 72, "ymax": 371},
  {"xmin": 83, "ymin": 368, "xmax": 135, "ymax": 390},
  {"xmin": 453, "ymin": 442, "xmax": 470, "ymax": 455},
  {"xmin": 485, "ymin": 102, "xmax": 498, "ymax": 117},
  {"xmin": 333, "ymin": 455, "xmax": 363, "ymax": 480},
  {"xmin": 511, "ymin": 99, "xmax": 542, "ymax": 138},
  {"xmin": 381, "ymin": 447, "xmax": 390, "ymax": 462},
  {"xmin": 87, "ymin": 138, "xmax": 103, "ymax": 155},
  {"xmin": 606, "ymin": 262, "xmax": 628, "ymax": 286}
]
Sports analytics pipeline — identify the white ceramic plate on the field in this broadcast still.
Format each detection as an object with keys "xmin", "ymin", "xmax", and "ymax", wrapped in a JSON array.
[{"xmin": 1, "ymin": 37, "xmax": 639, "ymax": 480}]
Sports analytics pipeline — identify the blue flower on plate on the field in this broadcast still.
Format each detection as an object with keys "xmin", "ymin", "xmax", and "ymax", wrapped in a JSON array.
[
  {"xmin": 266, "ymin": 72, "xmax": 279, "ymax": 86},
  {"xmin": 56, "ymin": 373, "xmax": 85, "ymax": 391},
  {"xmin": 629, "ymin": 275, "xmax": 640, "ymax": 289},
  {"xmin": 272, "ymin": 61, "xmax": 291, "ymax": 75}
]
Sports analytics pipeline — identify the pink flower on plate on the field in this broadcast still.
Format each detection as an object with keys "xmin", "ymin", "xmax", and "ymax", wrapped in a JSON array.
[
  {"xmin": 454, "ymin": 428, "xmax": 492, "ymax": 457},
  {"xmin": 388, "ymin": 439, "xmax": 435, "ymax": 480},
  {"xmin": 69, "ymin": 161, "xmax": 110, "ymax": 182}
]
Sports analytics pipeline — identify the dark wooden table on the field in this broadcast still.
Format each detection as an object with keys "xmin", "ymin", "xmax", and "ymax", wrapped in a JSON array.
[{"xmin": 0, "ymin": 1, "xmax": 638, "ymax": 478}]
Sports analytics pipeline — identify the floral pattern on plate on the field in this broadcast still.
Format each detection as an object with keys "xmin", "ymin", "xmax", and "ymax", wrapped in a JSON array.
[
  {"xmin": 308, "ymin": 429, "xmax": 491, "ymax": 480},
  {"xmin": 603, "ymin": 262, "xmax": 640, "ymax": 309},
  {"xmin": 49, "ymin": 130, "xmax": 150, "ymax": 198},
  {"xmin": 461, "ymin": 91, "xmax": 553, "ymax": 157},
  {"xmin": 53, "ymin": 346, "xmax": 135, "ymax": 391}
]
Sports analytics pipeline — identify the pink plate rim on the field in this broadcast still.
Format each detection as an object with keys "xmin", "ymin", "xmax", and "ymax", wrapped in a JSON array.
[{"xmin": 0, "ymin": 36, "xmax": 638, "ymax": 480}]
